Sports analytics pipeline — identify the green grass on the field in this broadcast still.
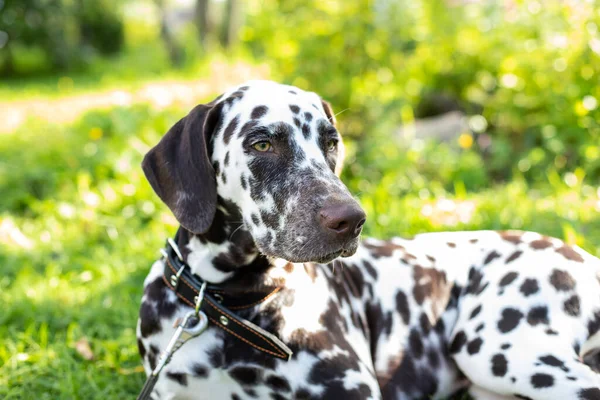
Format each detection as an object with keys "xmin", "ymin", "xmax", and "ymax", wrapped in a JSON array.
[{"xmin": 0, "ymin": 101, "xmax": 598, "ymax": 398}]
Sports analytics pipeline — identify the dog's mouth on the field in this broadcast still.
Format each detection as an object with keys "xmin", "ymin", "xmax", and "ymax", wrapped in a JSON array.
[{"xmin": 312, "ymin": 241, "xmax": 360, "ymax": 264}]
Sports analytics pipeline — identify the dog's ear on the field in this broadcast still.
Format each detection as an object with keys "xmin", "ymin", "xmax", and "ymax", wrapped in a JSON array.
[
  {"xmin": 142, "ymin": 103, "xmax": 223, "ymax": 234},
  {"xmin": 321, "ymin": 98, "xmax": 345, "ymax": 176},
  {"xmin": 321, "ymin": 99, "xmax": 337, "ymax": 126}
]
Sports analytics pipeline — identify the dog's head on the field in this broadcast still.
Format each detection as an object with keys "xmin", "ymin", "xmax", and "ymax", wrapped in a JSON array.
[{"xmin": 142, "ymin": 80, "xmax": 365, "ymax": 264}]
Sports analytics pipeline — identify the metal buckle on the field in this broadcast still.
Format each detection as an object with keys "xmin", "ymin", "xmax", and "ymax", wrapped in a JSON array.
[{"xmin": 170, "ymin": 265, "xmax": 185, "ymax": 289}]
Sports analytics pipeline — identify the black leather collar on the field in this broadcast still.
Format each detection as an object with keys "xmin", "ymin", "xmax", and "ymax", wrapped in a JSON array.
[{"xmin": 162, "ymin": 239, "xmax": 293, "ymax": 361}]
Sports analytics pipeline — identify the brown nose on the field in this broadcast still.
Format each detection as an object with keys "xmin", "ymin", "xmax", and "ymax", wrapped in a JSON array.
[{"xmin": 319, "ymin": 201, "xmax": 366, "ymax": 238}]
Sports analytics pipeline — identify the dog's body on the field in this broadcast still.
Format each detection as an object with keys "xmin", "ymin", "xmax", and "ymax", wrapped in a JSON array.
[{"xmin": 137, "ymin": 81, "xmax": 600, "ymax": 399}]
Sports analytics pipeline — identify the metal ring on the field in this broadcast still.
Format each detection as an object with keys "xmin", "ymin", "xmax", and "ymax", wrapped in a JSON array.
[
  {"xmin": 195, "ymin": 282, "xmax": 208, "ymax": 315},
  {"xmin": 213, "ymin": 293, "xmax": 224, "ymax": 303},
  {"xmin": 170, "ymin": 265, "xmax": 185, "ymax": 289}
]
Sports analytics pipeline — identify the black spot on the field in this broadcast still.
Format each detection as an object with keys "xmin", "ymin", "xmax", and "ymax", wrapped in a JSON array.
[
  {"xmin": 491, "ymin": 354, "xmax": 508, "ymax": 377},
  {"xmin": 139, "ymin": 302, "xmax": 161, "ymax": 338},
  {"xmin": 520, "ymin": 279, "xmax": 539, "ymax": 297},
  {"xmin": 293, "ymin": 117, "xmax": 302, "ymax": 128},
  {"xmin": 137, "ymin": 338, "xmax": 146, "ymax": 359},
  {"xmin": 147, "ymin": 344, "xmax": 159, "ymax": 370},
  {"xmin": 419, "ymin": 313, "xmax": 431, "ymax": 334},
  {"xmin": 498, "ymin": 308, "xmax": 524, "ymax": 333},
  {"xmin": 409, "ymin": 329, "xmax": 424, "ymax": 358},
  {"xmin": 396, "ymin": 291, "xmax": 410, "ymax": 325},
  {"xmin": 192, "ymin": 363, "xmax": 208, "ymax": 377},
  {"xmin": 240, "ymin": 175, "xmax": 248, "ymax": 190},
  {"xmin": 545, "ymin": 328, "xmax": 558, "ymax": 335},
  {"xmin": 223, "ymin": 115, "xmax": 240, "ymax": 144},
  {"xmin": 213, "ymin": 160, "xmax": 220, "ymax": 176},
  {"xmin": 484, "ymin": 250, "xmax": 502, "ymax": 265},
  {"xmin": 239, "ymin": 86, "xmax": 249, "ymax": 91},
  {"xmin": 251, "ymin": 105, "xmax": 269, "ymax": 119},
  {"xmin": 265, "ymin": 375, "xmax": 291, "ymax": 392},
  {"xmin": 567, "ymin": 376, "xmax": 577, "ymax": 381},
  {"xmin": 270, "ymin": 394, "xmax": 286, "ymax": 400},
  {"xmin": 363, "ymin": 261, "xmax": 378, "ymax": 279},
  {"xmin": 304, "ymin": 112, "xmax": 313, "ymax": 122},
  {"xmin": 229, "ymin": 366, "xmax": 261, "ymax": 386},
  {"xmin": 224, "ymin": 151, "xmax": 230, "ymax": 166},
  {"xmin": 578, "ymin": 388, "xmax": 600, "ymax": 399},
  {"xmin": 427, "ymin": 348, "xmax": 440, "ymax": 369},
  {"xmin": 302, "ymin": 123, "xmax": 311, "ymax": 139},
  {"xmin": 588, "ymin": 311, "xmax": 600, "ymax": 336},
  {"xmin": 527, "ymin": 306, "xmax": 549, "ymax": 326},
  {"xmin": 539, "ymin": 355, "xmax": 569, "ymax": 372},
  {"xmin": 231, "ymin": 395, "xmax": 241, "ymax": 400},
  {"xmin": 475, "ymin": 323, "xmax": 485, "ymax": 333},
  {"xmin": 515, "ymin": 395, "xmax": 533, "ymax": 400},
  {"xmin": 251, "ymin": 213, "xmax": 260, "ymax": 226},
  {"xmin": 470, "ymin": 305, "xmax": 483, "ymax": 320},
  {"xmin": 465, "ymin": 267, "xmax": 488, "ymax": 295},
  {"xmin": 506, "ymin": 250, "xmax": 523, "ymax": 263},
  {"xmin": 467, "ymin": 338, "xmax": 483, "ymax": 355},
  {"xmin": 450, "ymin": 330, "xmax": 467, "ymax": 354},
  {"xmin": 564, "ymin": 295, "xmax": 581, "ymax": 317},
  {"xmin": 166, "ymin": 371, "xmax": 188, "ymax": 386},
  {"xmin": 221, "ymin": 171, "xmax": 227, "ymax": 184},
  {"xmin": 289, "ymin": 104, "xmax": 300, "ymax": 114},
  {"xmin": 530, "ymin": 373, "xmax": 554, "ymax": 388},
  {"xmin": 501, "ymin": 343, "xmax": 511, "ymax": 350},
  {"xmin": 549, "ymin": 269, "xmax": 576, "ymax": 292},
  {"xmin": 238, "ymin": 120, "xmax": 259, "ymax": 138},
  {"xmin": 499, "ymin": 272, "xmax": 519, "ymax": 287},
  {"xmin": 288, "ymin": 90, "xmax": 297, "ymax": 95}
]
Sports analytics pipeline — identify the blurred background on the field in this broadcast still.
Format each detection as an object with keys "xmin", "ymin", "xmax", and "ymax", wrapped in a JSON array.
[{"xmin": 1, "ymin": 0, "xmax": 600, "ymax": 397}]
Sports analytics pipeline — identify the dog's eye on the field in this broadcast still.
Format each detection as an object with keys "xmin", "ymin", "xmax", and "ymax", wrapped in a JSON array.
[
  {"xmin": 252, "ymin": 141, "xmax": 273, "ymax": 152},
  {"xmin": 327, "ymin": 139, "xmax": 338, "ymax": 152}
]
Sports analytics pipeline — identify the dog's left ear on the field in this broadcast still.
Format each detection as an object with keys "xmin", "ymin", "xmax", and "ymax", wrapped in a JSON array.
[
  {"xmin": 142, "ymin": 103, "xmax": 223, "ymax": 234},
  {"xmin": 321, "ymin": 99, "xmax": 345, "ymax": 176},
  {"xmin": 321, "ymin": 99, "xmax": 337, "ymax": 126}
]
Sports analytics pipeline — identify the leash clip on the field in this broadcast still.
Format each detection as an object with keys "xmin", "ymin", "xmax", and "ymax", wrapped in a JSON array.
[{"xmin": 137, "ymin": 310, "xmax": 208, "ymax": 400}]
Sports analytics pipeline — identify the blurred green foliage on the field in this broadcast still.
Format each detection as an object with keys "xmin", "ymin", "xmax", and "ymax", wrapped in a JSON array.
[
  {"xmin": 244, "ymin": 0, "xmax": 600, "ymax": 185},
  {"xmin": 0, "ymin": 0, "xmax": 124, "ymax": 75}
]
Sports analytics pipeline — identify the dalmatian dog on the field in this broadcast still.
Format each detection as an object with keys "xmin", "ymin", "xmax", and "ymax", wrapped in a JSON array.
[{"xmin": 137, "ymin": 80, "xmax": 600, "ymax": 400}]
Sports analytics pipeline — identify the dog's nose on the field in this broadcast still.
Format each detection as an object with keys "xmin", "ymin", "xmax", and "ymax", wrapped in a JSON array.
[{"xmin": 319, "ymin": 201, "xmax": 366, "ymax": 238}]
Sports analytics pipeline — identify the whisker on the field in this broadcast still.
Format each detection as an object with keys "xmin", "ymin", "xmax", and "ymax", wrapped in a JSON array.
[{"xmin": 331, "ymin": 108, "xmax": 350, "ymax": 121}]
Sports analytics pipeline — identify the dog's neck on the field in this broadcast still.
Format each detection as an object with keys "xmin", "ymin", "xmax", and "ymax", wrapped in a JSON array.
[{"xmin": 175, "ymin": 199, "xmax": 294, "ymax": 292}]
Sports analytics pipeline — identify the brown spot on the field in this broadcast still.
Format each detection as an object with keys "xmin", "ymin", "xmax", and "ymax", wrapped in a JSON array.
[
  {"xmin": 556, "ymin": 245, "xmax": 584, "ymax": 263},
  {"xmin": 426, "ymin": 255, "xmax": 436, "ymax": 262},
  {"xmin": 500, "ymin": 231, "xmax": 522, "ymax": 245},
  {"xmin": 447, "ymin": 242, "xmax": 457, "ymax": 248},
  {"xmin": 530, "ymin": 239, "xmax": 553, "ymax": 250},
  {"xmin": 363, "ymin": 241, "xmax": 406, "ymax": 259},
  {"xmin": 469, "ymin": 238, "xmax": 479, "ymax": 243},
  {"xmin": 412, "ymin": 265, "xmax": 450, "ymax": 318},
  {"xmin": 284, "ymin": 263, "xmax": 294, "ymax": 273}
]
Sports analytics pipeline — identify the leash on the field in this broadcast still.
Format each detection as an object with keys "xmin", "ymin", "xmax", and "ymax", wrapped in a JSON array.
[{"xmin": 137, "ymin": 237, "xmax": 293, "ymax": 400}]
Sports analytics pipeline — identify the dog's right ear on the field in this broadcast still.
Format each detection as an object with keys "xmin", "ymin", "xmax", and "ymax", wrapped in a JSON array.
[{"xmin": 142, "ymin": 103, "xmax": 223, "ymax": 234}]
